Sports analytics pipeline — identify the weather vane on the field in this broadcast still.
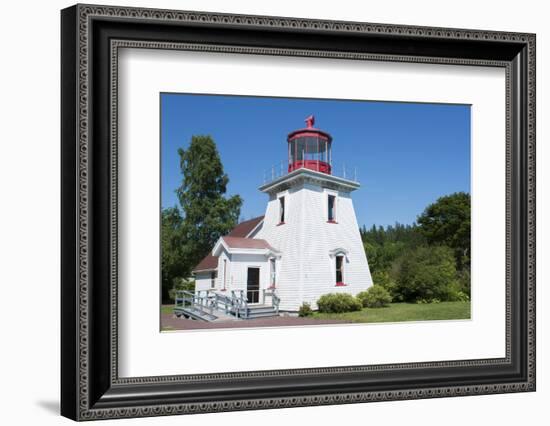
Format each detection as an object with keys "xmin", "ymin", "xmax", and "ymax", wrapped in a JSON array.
[{"xmin": 305, "ymin": 115, "xmax": 315, "ymax": 128}]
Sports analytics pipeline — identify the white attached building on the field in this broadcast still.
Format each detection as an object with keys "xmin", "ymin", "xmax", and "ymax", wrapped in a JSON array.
[{"xmin": 193, "ymin": 116, "xmax": 372, "ymax": 313}]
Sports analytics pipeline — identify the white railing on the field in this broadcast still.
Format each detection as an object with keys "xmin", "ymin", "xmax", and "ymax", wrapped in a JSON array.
[{"xmin": 262, "ymin": 160, "xmax": 359, "ymax": 185}]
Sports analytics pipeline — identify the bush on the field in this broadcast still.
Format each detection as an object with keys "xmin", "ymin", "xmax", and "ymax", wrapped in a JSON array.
[
  {"xmin": 357, "ymin": 285, "xmax": 392, "ymax": 308},
  {"xmin": 394, "ymin": 245, "xmax": 458, "ymax": 303},
  {"xmin": 446, "ymin": 282, "xmax": 470, "ymax": 302},
  {"xmin": 168, "ymin": 277, "xmax": 195, "ymax": 302},
  {"xmin": 371, "ymin": 270, "xmax": 398, "ymax": 299},
  {"xmin": 317, "ymin": 293, "xmax": 362, "ymax": 313},
  {"xmin": 298, "ymin": 302, "xmax": 313, "ymax": 317},
  {"xmin": 456, "ymin": 269, "xmax": 471, "ymax": 297}
]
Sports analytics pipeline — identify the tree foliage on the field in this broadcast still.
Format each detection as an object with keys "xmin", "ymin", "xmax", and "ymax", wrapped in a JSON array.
[
  {"xmin": 417, "ymin": 192, "xmax": 471, "ymax": 269},
  {"xmin": 161, "ymin": 207, "xmax": 185, "ymax": 302},
  {"xmin": 161, "ymin": 135, "xmax": 242, "ymax": 302},
  {"xmin": 361, "ymin": 193, "xmax": 470, "ymax": 305},
  {"xmin": 176, "ymin": 135, "xmax": 242, "ymax": 277},
  {"xmin": 394, "ymin": 245, "xmax": 458, "ymax": 303},
  {"xmin": 370, "ymin": 270, "xmax": 398, "ymax": 299},
  {"xmin": 361, "ymin": 223, "xmax": 425, "ymax": 274}
]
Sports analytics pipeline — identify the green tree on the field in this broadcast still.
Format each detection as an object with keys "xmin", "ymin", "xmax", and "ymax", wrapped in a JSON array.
[
  {"xmin": 394, "ymin": 245, "xmax": 458, "ymax": 303},
  {"xmin": 417, "ymin": 192, "xmax": 470, "ymax": 269},
  {"xmin": 371, "ymin": 269, "xmax": 398, "ymax": 299},
  {"xmin": 361, "ymin": 223, "xmax": 426, "ymax": 275},
  {"xmin": 161, "ymin": 207, "xmax": 185, "ymax": 302},
  {"xmin": 176, "ymin": 135, "xmax": 242, "ymax": 278}
]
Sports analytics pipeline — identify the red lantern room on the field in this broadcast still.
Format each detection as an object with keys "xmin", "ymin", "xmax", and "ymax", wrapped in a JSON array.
[{"xmin": 287, "ymin": 115, "xmax": 332, "ymax": 175}]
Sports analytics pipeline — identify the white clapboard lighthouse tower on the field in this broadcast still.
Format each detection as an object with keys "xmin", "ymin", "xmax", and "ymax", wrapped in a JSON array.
[{"xmin": 254, "ymin": 115, "xmax": 373, "ymax": 311}]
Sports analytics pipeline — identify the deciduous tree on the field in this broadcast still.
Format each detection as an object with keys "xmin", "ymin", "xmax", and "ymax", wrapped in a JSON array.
[
  {"xmin": 161, "ymin": 207, "xmax": 185, "ymax": 302},
  {"xmin": 417, "ymin": 192, "xmax": 470, "ymax": 269},
  {"xmin": 395, "ymin": 245, "xmax": 458, "ymax": 303}
]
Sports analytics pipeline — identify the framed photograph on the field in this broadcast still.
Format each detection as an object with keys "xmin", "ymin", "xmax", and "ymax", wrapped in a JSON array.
[{"xmin": 61, "ymin": 4, "xmax": 536, "ymax": 421}]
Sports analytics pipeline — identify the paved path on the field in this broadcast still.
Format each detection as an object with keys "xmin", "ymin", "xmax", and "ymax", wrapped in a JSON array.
[{"xmin": 161, "ymin": 312, "xmax": 351, "ymax": 330}]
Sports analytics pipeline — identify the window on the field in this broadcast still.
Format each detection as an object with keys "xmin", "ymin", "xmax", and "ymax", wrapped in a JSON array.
[
  {"xmin": 335, "ymin": 255, "xmax": 344, "ymax": 284},
  {"xmin": 328, "ymin": 194, "xmax": 336, "ymax": 222},
  {"xmin": 270, "ymin": 258, "xmax": 276, "ymax": 288},
  {"xmin": 210, "ymin": 271, "xmax": 217, "ymax": 289},
  {"xmin": 296, "ymin": 138, "xmax": 306, "ymax": 161},
  {"xmin": 279, "ymin": 196, "xmax": 285, "ymax": 223},
  {"xmin": 223, "ymin": 259, "xmax": 227, "ymax": 290}
]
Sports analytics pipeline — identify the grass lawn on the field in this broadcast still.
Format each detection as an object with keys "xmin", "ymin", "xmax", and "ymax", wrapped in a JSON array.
[
  {"xmin": 161, "ymin": 304, "xmax": 174, "ymax": 315},
  {"xmin": 313, "ymin": 301, "xmax": 470, "ymax": 323}
]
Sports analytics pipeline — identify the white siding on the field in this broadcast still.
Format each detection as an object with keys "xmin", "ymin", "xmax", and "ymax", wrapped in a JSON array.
[
  {"xmin": 197, "ymin": 250, "xmax": 269, "ymax": 302},
  {"xmin": 194, "ymin": 272, "xmax": 214, "ymax": 292},
  {"xmin": 256, "ymin": 180, "xmax": 372, "ymax": 311},
  {"xmin": 255, "ymin": 185, "xmax": 306, "ymax": 310},
  {"xmin": 225, "ymin": 253, "xmax": 268, "ymax": 295},
  {"xmin": 217, "ymin": 251, "xmax": 230, "ymax": 292}
]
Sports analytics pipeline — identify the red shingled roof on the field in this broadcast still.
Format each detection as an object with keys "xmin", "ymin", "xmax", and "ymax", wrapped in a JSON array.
[
  {"xmin": 192, "ymin": 254, "xmax": 218, "ymax": 273},
  {"xmin": 192, "ymin": 216, "xmax": 264, "ymax": 273},
  {"xmin": 222, "ymin": 236, "xmax": 273, "ymax": 250},
  {"xmin": 227, "ymin": 216, "xmax": 264, "ymax": 238}
]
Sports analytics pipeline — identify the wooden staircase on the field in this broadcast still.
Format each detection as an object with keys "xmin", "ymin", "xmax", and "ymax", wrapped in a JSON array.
[
  {"xmin": 174, "ymin": 305, "xmax": 217, "ymax": 322},
  {"xmin": 244, "ymin": 305, "xmax": 279, "ymax": 319},
  {"xmin": 174, "ymin": 289, "xmax": 280, "ymax": 322},
  {"xmin": 174, "ymin": 290, "xmax": 218, "ymax": 322}
]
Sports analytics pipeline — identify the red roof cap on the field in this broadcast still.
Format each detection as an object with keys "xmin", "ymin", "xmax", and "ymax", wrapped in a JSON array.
[{"xmin": 287, "ymin": 116, "xmax": 332, "ymax": 141}]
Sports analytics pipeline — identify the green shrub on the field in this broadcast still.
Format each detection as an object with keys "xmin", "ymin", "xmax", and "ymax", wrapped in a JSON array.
[
  {"xmin": 371, "ymin": 270, "xmax": 399, "ymax": 300},
  {"xmin": 456, "ymin": 269, "xmax": 471, "ymax": 297},
  {"xmin": 394, "ymin": 245, "xmax": 458, "ymax": 303},
  {"xmin": 446, "ymin": 285, "xmax": 470, "ymax": 302},
  {"xmin": 357, "ymin": 285, "xmax": 392, "ymax": 308},
  {"xmin": 371, "ymin": 270, "xmax": 392, "ymax": 287},
  {"xmin": 298, "ymin": 302, "xmax": 313, "ymax": 317},
  {"xmin": 317, "ymin": 293, "xmax": 362, "ymax": 313},
  {"xmin": 168, "ymin": 277, "xmax": 195, "ymax": 302},
  {"xmin": 455, "ymin": 291, "xmax": 469, "ymax": 302}
]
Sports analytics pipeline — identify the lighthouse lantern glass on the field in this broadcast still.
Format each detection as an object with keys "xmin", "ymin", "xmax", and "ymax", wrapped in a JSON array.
[
  {"xmin": 287, "ymin": 117, "xmax": 333, "ymax": 175},
  {"xmin": 288, "ymin": 135, "xmax": 331, "ymax": 173}
]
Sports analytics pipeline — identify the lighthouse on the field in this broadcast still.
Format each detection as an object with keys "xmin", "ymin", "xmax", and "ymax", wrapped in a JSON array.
[
  {"xmin": 253, "ymin": 115, "xmax": 373, "ymax": 311},
  {"xmin": 192, "ymin": 116, "xmax": 373, "ymax": 314}
]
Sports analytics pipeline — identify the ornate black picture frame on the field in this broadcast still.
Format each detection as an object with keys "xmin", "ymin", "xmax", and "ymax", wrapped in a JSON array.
[{"xmin": 61, "ymin": 4, "xmax": 536, "ymax": 421}]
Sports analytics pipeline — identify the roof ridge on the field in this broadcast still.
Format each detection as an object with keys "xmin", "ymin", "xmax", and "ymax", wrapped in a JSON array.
[{"xmin": 238, "ymin": 215, "xmax": 264, "ymax": 224}]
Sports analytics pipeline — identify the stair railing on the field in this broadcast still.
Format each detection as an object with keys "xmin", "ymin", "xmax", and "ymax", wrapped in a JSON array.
[
  {"xmin": 175, "ymin": 290, "xmax": 216, "ymax": 315},
  {"xmin": 231, "ymin": 290, "xmax": 249, "ymax": 319},
  {"xmin": 262, "ymin": 289, "xmax": 280, "ymax": 314},
  {"xmin": 272, "ymin": 292, "xmax": 280, "ymax": 314},
  {"xmin": 174, "ymin": 290, "xmax": 194, "ymax": 312},
  {"xmin": 213, "ymin": 292, "xmax": 232, "ymax": 315}
]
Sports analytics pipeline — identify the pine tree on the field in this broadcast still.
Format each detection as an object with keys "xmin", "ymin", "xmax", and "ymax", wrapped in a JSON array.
[{"xmin": 176, "ymin": 135, "xmax": 242, "ymax": 277}]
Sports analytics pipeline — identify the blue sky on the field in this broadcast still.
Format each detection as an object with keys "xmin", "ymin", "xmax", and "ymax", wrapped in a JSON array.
[{"xmin": 161, "ymin": 93, "xmax": 470, "ymax": 228}]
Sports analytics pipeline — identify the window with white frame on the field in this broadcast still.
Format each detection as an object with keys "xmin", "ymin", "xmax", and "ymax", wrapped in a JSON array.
[{"xmin": 210, "ymin": 271, "xmax": 217, "ymax": 289}]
